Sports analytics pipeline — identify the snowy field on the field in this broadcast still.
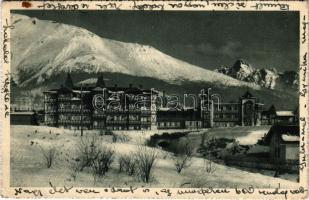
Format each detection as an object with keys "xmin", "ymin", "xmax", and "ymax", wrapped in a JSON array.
[{"xmin": 10, "ymin": 125, "xmax": 299, "ymax": 188}]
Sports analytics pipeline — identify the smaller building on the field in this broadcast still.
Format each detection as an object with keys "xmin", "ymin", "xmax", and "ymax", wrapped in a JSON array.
[
  {"xmin": 261, "ymin": 105, "xmax": 297, "ymax": 125},
  {"xmin": 157, "ymin": 108, "xmax": 202, "ymax": 129},
  {"xmin": 275, "ymin": 111, "xmax": 295, "ymax": 124},
  {"xmin": 10, "ymin": 111, "xmax": 38, "ymax": 125},
  {"xmin": 263, "ymin": 125, "xmax": 299, "ymax": 170}
]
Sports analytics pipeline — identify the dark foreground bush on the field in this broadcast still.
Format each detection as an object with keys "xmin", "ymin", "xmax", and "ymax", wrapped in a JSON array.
[
  {"xmin": 92, "ymin": 146, "xmax": 115, "ymax": 183},
  {"xmin": 118, "ymin": 154, "xmax": 136, "ymax": 176},
  {"xmin": 170, "ymin": 139, "xmax": 194, "ymax": 173},
  {"xmin": 135, "ymin": 146, "xmax": 158, "ymax": 183},
  {"xmin": 39, "ymin": 145, "xmax": 57, "ymax": 168}
]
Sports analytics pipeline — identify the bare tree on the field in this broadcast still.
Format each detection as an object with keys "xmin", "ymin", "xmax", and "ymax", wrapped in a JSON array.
[
  {"xmin": 39, "ymin": 145, "xmax": 57, "ymax": 168},
  {"xmin": 172, "ymin": 140, "xmax": 194, "ymax": 174},
  {"xmin": 135, "ymin": 145, "xmax": 158, "ymax": 183},
  {"xmin": 118, "ymin": 154, "xmax": 136, "ymax": 176},
  {"xmin": 203, "ymin": 159, "xmax": 216, "ymax": 174},
  {"xmin": 76, "ymin": 134, "xmax": 101, "ymax": 171},
  {"xmin": 71, "ymin": 134, "xmax": 114, "ymax": 184},
  {"xmin": 92, "ymin": 145, "xmax": 114, "ymax": 184}
]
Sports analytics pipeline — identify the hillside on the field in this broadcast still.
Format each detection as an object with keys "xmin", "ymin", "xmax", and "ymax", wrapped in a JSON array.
[{"xmin": 11, "ymin": 14, "xmax": 259, "ymax": 89}]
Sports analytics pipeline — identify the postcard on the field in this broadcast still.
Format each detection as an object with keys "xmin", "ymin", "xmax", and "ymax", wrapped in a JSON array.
[{"xmin": 1, "ymin": 1, "xmax": 308, "ymax": 199}]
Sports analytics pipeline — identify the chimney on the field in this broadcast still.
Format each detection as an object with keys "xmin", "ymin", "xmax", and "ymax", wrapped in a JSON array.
[
  {"xmin": 114, "ymin": 84, "xmax": 118, "ymax": 88},
  {"xmin": 139, "ymin": 84, "xmax": 143, "ymax": 89},
  {"xmin": 129, "ymin": 83, "xmax": 132, "ymax": 88}
]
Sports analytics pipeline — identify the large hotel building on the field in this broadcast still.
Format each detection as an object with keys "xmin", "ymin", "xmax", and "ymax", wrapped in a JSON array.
[{"xmin": 43, "ymin": 73, "xmax": 295, "ymax": 130}]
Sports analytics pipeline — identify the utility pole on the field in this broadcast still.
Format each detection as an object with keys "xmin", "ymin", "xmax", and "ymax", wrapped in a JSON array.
[{"xmin": 80, "ymin": 85, "xmax": 84, "ymax": 137}]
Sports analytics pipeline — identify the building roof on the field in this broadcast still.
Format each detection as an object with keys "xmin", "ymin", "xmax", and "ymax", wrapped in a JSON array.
[
  {"xmin": 71, "ymin": 97, "xmax": 81, "ymax": 101},
  {"xmin": 263, "ymin": 125, "xmax": 299, "ymax": 144},
  {"xmin": 276, "ymin": 111, "xmax": 294, "ymax": 117},
  {"xmin": 281, "ymin": 134, "xmax": 299, "ymax": 142},
  {"xmin": 45, "ymin": 86, "xmax": 156, "ymax": 95},
  {"xmin": 241, "ymin": 91, "xmax": 255, "ymax": 99},
  {"xmin": 72, "ymin": 90, "xmax": 91, "ymax": 94}
]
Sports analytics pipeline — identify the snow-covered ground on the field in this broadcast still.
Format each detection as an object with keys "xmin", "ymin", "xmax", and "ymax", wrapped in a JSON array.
[
  {"xmin": 236, "ymin": 129, "xmax": 268, "ymax": 145},
  {"xmin": 10, "ymin": 125, "xmax": 299, "ymax": 188}
]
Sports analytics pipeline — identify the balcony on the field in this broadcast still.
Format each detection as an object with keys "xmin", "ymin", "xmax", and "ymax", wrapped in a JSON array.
[
  {"xmin": 59, "ymin": 120, "xmax": 91, "ymax": 125},
  {"xmin": 213, "ymin": 118, "xmax": 239, "ymax": 122},
  {"xmin": 106, "ymin": 120, "xmax": 127, "ymax": 125},
  {"xmin": 105, "ymin": 110, "xmax": 127, "ymax": 114},
  {"xmin": 128, "ymin": 110, "xmax": 141, "ymax": 114},
  {"xmin": 58, "ymin": 109, "xmax": 91, "ymax": 113},
  {"xmin": 58, "ymin": 97, "xmax": 71, "ymax": 101},
  {"xmin": 128, "ymin": 120, "xmax": 141, "ymax": 124},
  {"xmin": 141, "ymin": 110, "xmax": 151, "ymax": 115},
  {"xmin": 44, "ymin": 99, "xmax": 57, "ymax": 103},
  {"xmin": 45, "ymin": 110, "xmax": 57, "ymax": 113},
  {"xmin": 93, "ymin": 113, "xmax": 106, "ymax": 118}
]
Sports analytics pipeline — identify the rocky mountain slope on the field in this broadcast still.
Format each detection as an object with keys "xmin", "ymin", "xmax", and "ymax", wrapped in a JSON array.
[{"xmin": 215, "ymin": 60, "xmax": 298, "ymax": 90}]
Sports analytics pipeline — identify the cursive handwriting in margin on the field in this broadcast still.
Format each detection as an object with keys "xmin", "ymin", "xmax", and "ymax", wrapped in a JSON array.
[
  {"xmin": 3, "ymin": 18, "xmax": 14, "ymax": 64},
  {"xmin": 1, "ymin": 72, "xmax": 10, "ymax": 118}
]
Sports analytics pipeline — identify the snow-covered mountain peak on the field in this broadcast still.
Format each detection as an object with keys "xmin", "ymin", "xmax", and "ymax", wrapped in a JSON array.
[
  {"xmin": 215, "ymin": 59, "xmax": 298, "ymax": 90},
  {"xmin": 11, "ymin": 14, "xmax": 260, "ymax": 89}
]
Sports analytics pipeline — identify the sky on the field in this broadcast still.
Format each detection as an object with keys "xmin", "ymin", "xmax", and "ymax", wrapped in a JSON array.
[{"xmin": 13, "ymin": 10, "xmax": 299, "ymax": 72}]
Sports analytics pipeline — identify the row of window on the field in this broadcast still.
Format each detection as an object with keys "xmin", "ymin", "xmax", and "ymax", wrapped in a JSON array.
[
  {"xmin": 213, "ymin": 122, "xmax": 237, "ymax": 127},
  {"xmin": 59, "ymin": 125, "xmax": 91, "ymax": 130},
  {"xmin": 214, "ymin": 105, "xmax": 239, "ymax": 111},
  {"xmin": 158, "ymin": 122, "xmax": 181, "ymax": 127},
  {"xmin": 59, "ymin": 115, "xmax": 90, "ymax": 121},
  {"xmin": 106, "ymin": 126, "xmax": 142, "ymax": 130},
  {"xmin": 214, "ymin": 114, "xmax": 238, "ymax": 119}
]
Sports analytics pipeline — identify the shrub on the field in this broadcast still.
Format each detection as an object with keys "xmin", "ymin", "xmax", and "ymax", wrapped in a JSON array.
[
  {"xmin": 69, "ymin": 157, "xmax": 80, "ymax": 181},
  {"xmin": 118, "ymin": 154, "xmax": 136, "ymax": 176},
  {"xmin": 135, "ymin": 145, "xmax": 158, "ymax": 183},
  {"xmin": 76, "ymin": 134, "xmax": 102, "ymax": 171},
  {"xmin": 171, "ymin": 139, "xmax": 194, "ymax": 174},
  {"xmin": 39, "ymin": 145, "xmax": 57, "ymax": 168},
  {"xmin": 118, "ymin": 133, "xmax": 130, "ymax": 143},
  {"xmin": 203, "ymin": 159, "xmax": 216, "ymax": 174},
  {"xmin": 92, "ymin": 146, "xmax": 114, "ymax": 183},
  {"xmin": 72, "ymin": 134, "xmax": 114, "ymax": 184}
]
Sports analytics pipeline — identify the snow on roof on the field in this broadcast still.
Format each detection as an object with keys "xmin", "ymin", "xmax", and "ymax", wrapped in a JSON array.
[
  {"xmin": 276, "ymin": 111, "xmax": 294, "ymax": 117},
  {"xmin": 281, "ymin": 134, "xmax": 299, "ymax": 142},
  {"xmin": 72, "ymin": 90, "xmax": 91, "ymax": 94},
  {"xmin": 158, "ymin": 108, "xmax": 171, "ymax": 111},
  {"xmin": 71, "ymin": 97, "xmax": 80, "ymax": 101},
  {"xmin": 93, "ymin": 87, "xmax": 104, "ymax": 91},
  {"xmin": 43, "ymin": 90, "xmax": 57, "ymax": 94}
]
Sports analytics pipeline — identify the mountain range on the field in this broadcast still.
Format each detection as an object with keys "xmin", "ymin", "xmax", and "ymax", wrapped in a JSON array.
[
  {"xmin": 10, "ymin": 14, "xmax": 298, "ymax": 110},
  {"xmin": 11, "ymin": 14, "xmax": 260, "ymax": 89},
  {"xmin": 215, "ymin": 59, "xmax": 298, "ymax": 90}
]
